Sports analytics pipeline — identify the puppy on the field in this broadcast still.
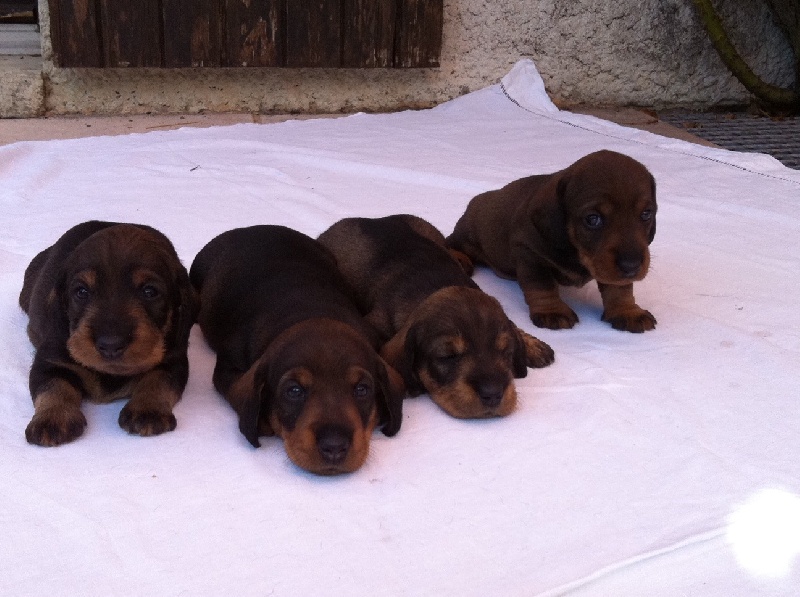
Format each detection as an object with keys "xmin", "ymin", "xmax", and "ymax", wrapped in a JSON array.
[
  {"xmin": 318, "ymin": 214, "xmax": 554, "ymax": 420},
  {"xmin": 190, "ymin": 225, "xmax": 403, "ymax": 476},
  {"xmin": 19, "ymin": 221, "xmax": 197, "ymax": 446},
  {"xmin": 447, "ymin": 150, "xmax": 657, "ymax": 333}
]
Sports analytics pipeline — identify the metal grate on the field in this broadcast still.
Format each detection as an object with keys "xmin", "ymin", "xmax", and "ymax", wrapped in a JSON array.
[{"xmin": 659, "ymin": 110, "xmax": 800, "ymax": 170}]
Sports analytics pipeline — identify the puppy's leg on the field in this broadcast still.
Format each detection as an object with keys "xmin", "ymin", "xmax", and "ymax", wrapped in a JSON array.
[
  {"xmin": 26, "ymin": 369, "xmax": 87, "ymax": 447},
  {"xmin": 515, "ymin": 326, "xmax": 555, "ymax": 368},
  {"xmin": 119, "ymin": 365, "xmax": 184, "ymax": 436},
  {"xmin": 518, "ymin": 262, "xmax": 578, "ymax": 329},
  {"xmin": 598, "ymin": 282, "xmax": 656, "ymax": 333}
]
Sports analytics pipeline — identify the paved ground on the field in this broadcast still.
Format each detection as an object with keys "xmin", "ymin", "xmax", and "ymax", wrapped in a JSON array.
[
  {"xmin": 0, "ymin": 106, "xmax": 710, "ymax": 148},
  {"xmin": 660, "ymin": 110, "xmax": 800, "ymax": 170}
]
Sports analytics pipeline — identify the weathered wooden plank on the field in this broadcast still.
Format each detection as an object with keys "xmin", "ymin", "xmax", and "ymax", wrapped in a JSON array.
[
  {"xmin": 342, "ymin": 0, "xmax": 394, "ymax": 67},
  {"xmin": 47, "ymin": 0, "xmax": 103, "ymax": 67},
  {"xmin": 163, "ymin": 0, "xmax": 221, "ymax": 67},
  {"xmin": 286, "ymin": 0, "xmax": 341, "ymax": 67},
  {"xmin": 394, "ymin": 0, "xmax": 442, "ymax": 68},
  {"xmin": 98, "ymin": 0, "xmax": 161, "ymax": 67},
  {"xmin": 224, "ymin": 0, "xmax": 284, "ymax": 67}
]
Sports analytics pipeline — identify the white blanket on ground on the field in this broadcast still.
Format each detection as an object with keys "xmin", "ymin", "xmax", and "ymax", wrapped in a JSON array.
[{"xmin": 1, "ymin": 60, "xmax": 799, "ymax": 596}]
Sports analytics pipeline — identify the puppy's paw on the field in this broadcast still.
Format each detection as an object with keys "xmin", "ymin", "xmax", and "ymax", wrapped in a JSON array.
[
  {"xmin": 26, "ymin": 406, "xmax": 87, "ymax": 447},
  {"xmin": 602, "ymin": 307, "xmax": 657, "ymax": 333},
  {"xmin": 119, "ymin": 404, "xmax": 177, "ymax": 436},
  {"xmin": 517, "ymin": 329, "xmax": 555, "ymax": 368},
  {"xmin": 530, "ymin": 307, "xmax": 578, "ymax": 330}
]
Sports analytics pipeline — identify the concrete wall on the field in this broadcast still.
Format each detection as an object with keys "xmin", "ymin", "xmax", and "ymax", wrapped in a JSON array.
[{"xmin": 22, "ymin": 0, "xmax": 800, "ymax": 115}]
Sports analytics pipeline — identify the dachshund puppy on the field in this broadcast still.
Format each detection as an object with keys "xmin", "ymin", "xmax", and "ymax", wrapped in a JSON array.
[
  {"xmin": 318, "ymin": 215, "xmax": 554, "ymax": 420},
  {"xmin": 19, "ymin": 221, "xmax": 197, "ymax": 446},
  {"xmin": 190, "ymin": 226, "xmax": 403, "ymax": 476},
  {"xmin": 447, "ymin": 150, "xmax": 657, "ymax": 333}
]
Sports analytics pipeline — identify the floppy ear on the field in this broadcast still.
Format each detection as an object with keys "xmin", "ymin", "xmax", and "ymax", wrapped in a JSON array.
[
  {"xmin": 226, "ymin": 359, "xmax": 271, "ymax": 448},
  {"xmin": 527, "ymin": 174, "xmax": 574, "ymax": 261},
  {"xmin": 648, "ymin": 174, "xmax": 657, "ymax": 245},
  {"xmin": 173, "ymin": 265, "xmax": 199, "ymax": 345},
  {"xmin": 374, "ymin": 357, "xmax": 405, "ymax": 437},
  {"xmin": 511, "ymin": 326, "xmax": 529, "ymax": 379},
  {"xmin": 380, "ymin": 322, "xmax": 424, "ymax": 396}
]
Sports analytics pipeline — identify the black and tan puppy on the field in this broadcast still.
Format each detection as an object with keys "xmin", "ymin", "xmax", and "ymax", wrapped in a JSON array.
[
  {"xmin": 447, "ymin": 150, "xmax": 657, "ymax": 333},
  {"xmin": 190, "ymin": 225, "xmax": 403, "ymax": 476},
  {"xmin": 318, "ymin": 215, "xmax": 554, "ymax": 420},
  {"xmin": 19, "ymin": 221, "xmax": 197, "ymax": 446}
]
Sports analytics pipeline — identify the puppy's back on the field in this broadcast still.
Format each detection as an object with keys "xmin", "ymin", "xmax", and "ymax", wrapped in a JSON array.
[
  {"xmin": 319, "ymin": 215, "xmax": 476, "ymax": 337},
  {"xmin": 191, "ymin": 225, "xmax": 372, "ymax": 359}
]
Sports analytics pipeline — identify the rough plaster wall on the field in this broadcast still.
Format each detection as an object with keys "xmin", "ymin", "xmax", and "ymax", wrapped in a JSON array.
[
  {"xmin": 0, "ymin": 58, "xmax": 44, "ymax": 117},
  {"xmin": 37, "ymin": 0, "xmax": 795, "ymax": 115}
]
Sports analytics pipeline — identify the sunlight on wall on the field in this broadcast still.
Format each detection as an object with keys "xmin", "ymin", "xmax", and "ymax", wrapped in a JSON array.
[{"xmin": 727, "ymin": 488, "xmax": 800, "ymax": 578}]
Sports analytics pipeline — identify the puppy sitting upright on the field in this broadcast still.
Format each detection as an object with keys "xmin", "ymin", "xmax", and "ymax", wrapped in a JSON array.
[
  {"xmin": 318, "ymin": 215, "xmax": 554, "ymax": 420},
  {"xmin": 19, "ymin": 221, "xmax": 198, "ymax": 446},
  {"xmin": 447, "ymin": 150, "xmax": 658, "ymax": 333},
  {"xmin": 190, "ymin": 226, "xmax": 403, "ymax": 476}
]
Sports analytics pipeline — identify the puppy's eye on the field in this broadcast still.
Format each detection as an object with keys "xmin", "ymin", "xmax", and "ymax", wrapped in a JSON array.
[
  {"xmin": 141, "ymin": 285, "xmax": 160, "ymax": 300},
  {"xmin": 353, "ymin": 383, "xmax": 371, "ymax": 399},
  {"xmin": 284, "ymin": 383, "xmax": 306, "ymax": 402},
  {"xmin": 640, "ymin": 209, "xmax": 653, "ymax": 222},
  {"xmin": 584, "ymin": 213, "xmax": 603, "ymax": 229},
  {"xmin": 73, "ymin": 286, "xmax": 90, "ymax": 301}
]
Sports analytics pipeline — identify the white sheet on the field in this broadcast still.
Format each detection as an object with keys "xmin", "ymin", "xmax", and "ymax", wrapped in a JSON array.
[{"xmin": 2, "ymin": 60, "xmax": 799, "ymax": 596}]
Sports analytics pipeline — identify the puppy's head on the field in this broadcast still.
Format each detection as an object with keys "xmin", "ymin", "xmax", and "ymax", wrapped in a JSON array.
[
  {"xmin": 550, "ymin": 150, "xmax": 657, "ymax": 285},
  {"xmin": 58, "ymin": 225, "xmax": 196, "ymax": 377},
  {"xmin": 231, "ymin": 319, "xmax": 404, "ymax": 476},
  {"xmin": 382, "ymin": 287, "xmax": 528, "ymax": 419}
]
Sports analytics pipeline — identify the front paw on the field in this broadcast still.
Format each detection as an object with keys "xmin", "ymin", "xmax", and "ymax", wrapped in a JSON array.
[
  {"xmin": 530, "ymin": 307, "xmax": 578, "ymax": 330},
  {"xmin": 602, "ymin": 307, "xmax": 657, "ymax": 333},
  {"xmin": 26, "ymin": 407, "xmax": 87, "ymax": 446},
  {"xmin": 517, "ymin": 329, "xmax": 555, "ymax": 368},
  {"xmin": 119, "ymin": 404, "xmax": 177, "ymax": 436}
]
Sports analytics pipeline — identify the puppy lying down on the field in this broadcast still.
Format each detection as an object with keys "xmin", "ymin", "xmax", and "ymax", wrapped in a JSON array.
[
  {"xmin": 447, "ymin": 150, "xmax": 658, "ymax": 333},
  {"xmin": 190, "ymin": 225, "xmax": 403, "ymax": 476},
  {"xmin": 319, "ymin": 214, "xmax": 554, "ymax": 420},
  {"xmin": 19, "ymin": 221, "xmax": 197, "ymax": 446}
]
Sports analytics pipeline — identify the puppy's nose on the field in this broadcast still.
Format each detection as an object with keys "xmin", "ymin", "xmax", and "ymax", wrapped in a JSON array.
[
  {"xmin": 477, "ymin": 381, "xmax": 506, "ymax": 408},
  {"xmin": 317, "ymin": 426, "xmax": 352, "ymax": 464},
  {"xmin": 616, "ymin": 255, "xmax": 643, "ymax": 278},
  {"xmin": 95, "ymin": 334, "xmax": 129, "ymax": 360}
]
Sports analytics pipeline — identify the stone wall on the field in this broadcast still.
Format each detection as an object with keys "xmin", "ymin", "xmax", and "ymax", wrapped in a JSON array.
[{"xmin": 35, "ymin": 0, "xmax": 796, "ymax": 115}]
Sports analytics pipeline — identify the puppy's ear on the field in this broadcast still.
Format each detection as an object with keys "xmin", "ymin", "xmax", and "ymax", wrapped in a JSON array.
[
  {"xmin": 648, "ymin": 174, "xmax": 657, "ymax": 245},
  {"xmin": 529, "ymin": 174, "xmax": 572, "ymax": 258},
  {"xmin": 226, "ymin": 359, "xmax": 271, "ymax": 448},
  {"xmin": 173, "ymin": 265, "xmax": 199, "ymax": 344},
  {"xmin": 380, "ymin": 322, "xmax": 423, "ymax": 396},
  {"xmin": 511, "ymin": 326, "xmax": 529, "ymax": 379},
  {"xmin": 375, "ymin": 357, "xmax": 405, "ymax": 437}
]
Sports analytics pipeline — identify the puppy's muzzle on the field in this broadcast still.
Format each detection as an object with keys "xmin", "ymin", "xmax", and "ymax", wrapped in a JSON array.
[
  {"xmin": 616, "ymin": 252, "xmax": 644, "ymax": 279},
  {"xmin": 473, "ymin": 375, "xmax": 509, "ymax": 410},
  {"xmin": 94, "ymin": 333, "xmax": 132, "ymax": 360},
  {"xmin": 316, "ymin": 424, "xmax": 354, "ymax": 465}
]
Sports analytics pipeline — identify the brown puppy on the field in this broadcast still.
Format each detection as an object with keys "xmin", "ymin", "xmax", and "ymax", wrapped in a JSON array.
[
  {"xmin": 447, "ymin": 150, "xmax": 657, "ymax": 333},
  {"xmin": 318, "ymin": 215, "xmax": 554, "ymax": 420},
  {"xmin": 19, "ymin": 221, "xmax": 198, "ymax": 446},
  {"xmin": 190, "ymin": 225, "xmax": 403, "ymax": 476}
]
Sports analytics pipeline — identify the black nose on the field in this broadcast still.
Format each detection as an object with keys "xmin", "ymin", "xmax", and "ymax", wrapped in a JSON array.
[
  {"xmin": 616, "ymin": 255, "xmax": 643, "ymax": 278},
  {"xmin": 95, "ymin": 334, "xmax": 129, "ymax": 360},
  {"xmin": 317, "ymin": 426, "xmax": 352, "ymax": 464},
  {"xmin": 477, "ymin": 380, "xmax": 506, "ymax": 408}
]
